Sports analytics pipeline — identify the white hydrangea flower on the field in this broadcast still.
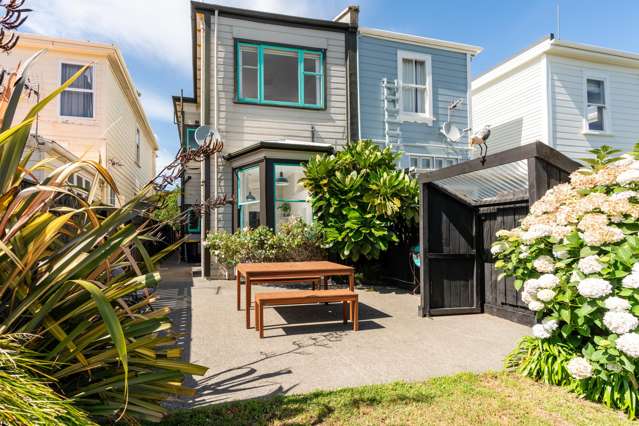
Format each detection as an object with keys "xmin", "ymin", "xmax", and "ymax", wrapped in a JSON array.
[
  {"xmin": 542, "ymin": 318, "xmax": 559, "ymax": 332},
  {"xmin": 532, "ymin": 324, "xmax": 551, "ymax": 339},
  {"xmin": 537, "ymin": 274, "xmax": 559, "ymax": 289},
  {"xmin": 519, "ymin": 245, "xmax": 530, "ymax": 259},
  {"xmin": 528, "ymin": 300, "xmax": 545, "ymax": 312},
  {"xmin": 611, "ymin": 154, "xmax": 637, "ymax": 168},
  {"xmin": 577, "ymin": 278, "xmax": 612, "ymax": 299},
  {"xmin": 566, "ymin": 357, "xmax": 593, "ymax": 379},
  {"xmin": 496, "ymin": 229, "xmax": 512, "ymax": 238},
  {"xmin": 603, "ymin": 311, "xmax": 639, "ymax": 334},
  {"xmin": 616, "ymin": 333, "xmax": 639, "ymax": 358},
  {"xmin": 578, "ymin": 255, "xmax": 605, "ymax": 275},
  {"xmin": 523, "ymin": 278, "xmax": 540, "ymax": 293},
  {"xmin": 536, "ymin": 289, "xmax": 556, "ymax": 302},
  {"xmin": 490, "ymin": 242, "xmax": 507, "ymax": 255},
  {"xmin": 622, "ymin": 273, "xmax": 639, "ymax": 289},
  {"xmin": 552, "ymin": 246, "xmax": 569, "ymax": 259},
  {"xmin": 604, "ymin": 296, "xmax": 631, "ymax": 312},
  {"xmin": 617, "ymin": 169, "xmax": 639, "ymax": 186},
  {"xmin": 522, "ymin": 224, "xmax": 554, "ymax": 243},
  {"xmin": 521, "ymin": 291, "xmax": 534, "ymax": 304},
  {"xmin": 533, "ymin": 255, "xmax": 555, "ymax": 273},
  {"xmin": 611, "ymin": 190, "xmax": 639, "ymax": 200}
]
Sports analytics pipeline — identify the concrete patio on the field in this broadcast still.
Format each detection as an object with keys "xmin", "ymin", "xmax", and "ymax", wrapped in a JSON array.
[{"xmin": 155, "ymin": 260, "xmax": 529, "ymax": 407}]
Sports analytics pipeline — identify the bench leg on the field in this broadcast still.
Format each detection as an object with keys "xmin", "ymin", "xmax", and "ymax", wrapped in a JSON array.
[
  {"xmin": 342, "ymin": 301, "xmax": 348, "ymax": 324},
  {"xmin": 259, "ymin": 302, "xmax": 264, "ymax": 338},
  {"xmin": 349, "ymin": 298, "xmax": 353, "ymax": 321},
  {"xmin": 236, "ymin": 274, "xmax": 241, "ymax": 311},
  {"xmin": 353, "ymin": 299, "xmax": 359, "ymax": 331},
  {"xmin": 255, "ymin": 301, "xmax": 260, "ymax": 332},
  {"xmin": 245, "ymin": 279, "xmax": 251, "ymax": 329}
]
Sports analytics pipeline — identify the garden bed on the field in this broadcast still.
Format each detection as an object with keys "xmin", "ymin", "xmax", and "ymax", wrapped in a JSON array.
[{"xmin": 155, "ymin": 372, "xmax": 629, "ymax": 425}]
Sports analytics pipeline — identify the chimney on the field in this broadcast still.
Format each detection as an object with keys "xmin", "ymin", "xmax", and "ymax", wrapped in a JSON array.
[{"xmin": 333, "ymin": 5, "xmax": 359, "ymax": 27}]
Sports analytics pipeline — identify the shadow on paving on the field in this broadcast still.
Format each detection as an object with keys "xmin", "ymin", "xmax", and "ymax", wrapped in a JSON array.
[{"xmin": 185, "ymin": 333, "xmax": 350, "ymax": 407}]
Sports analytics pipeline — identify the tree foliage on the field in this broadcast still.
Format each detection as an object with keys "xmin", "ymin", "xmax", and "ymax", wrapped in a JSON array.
[{"xmin": 301, "ymin": 140, "xmax": 418, "ymax": 262}]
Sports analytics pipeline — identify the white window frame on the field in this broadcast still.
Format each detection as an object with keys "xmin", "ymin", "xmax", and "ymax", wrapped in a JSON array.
[
  {"xmin": 397, "ymin": 50, "xmax": 433, "ymax": 125},
  {"xmin": 59, "ymin": 61, "xmax": 95, "ymax": 119},
  {"xmin": 408, "ymin": 154, "xmax": 459, "ymax": 171},
  {"xmin": 582, "ymin": 72, "xmax": 612, "ymax": 135},
  {"xmin": 135, "ymin": 128, "xmax": 141, "ymax": 166}
]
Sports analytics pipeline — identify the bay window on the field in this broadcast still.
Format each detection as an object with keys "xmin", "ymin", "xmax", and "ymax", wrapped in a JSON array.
[
  {"xmin": 236, "ymin": 41, "xmax": 324, "ymax": 109},
  {"xmin": 236, "ymin": 165, "xmax": 261, "ymax": 229},
  {"xmin": 274, "ymin": 163, "xmax": 312, "ymax": 232}
]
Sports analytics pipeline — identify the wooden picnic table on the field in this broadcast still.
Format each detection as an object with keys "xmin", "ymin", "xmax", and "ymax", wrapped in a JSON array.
[{"xmin": 236, "ymin": 261, "xmax": 355, "ymax": 329}]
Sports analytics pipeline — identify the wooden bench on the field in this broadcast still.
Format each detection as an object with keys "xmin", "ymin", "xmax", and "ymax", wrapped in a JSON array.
[{"xmin": 254, "ymin": 289, "xmax": 359, "ymax": 338}]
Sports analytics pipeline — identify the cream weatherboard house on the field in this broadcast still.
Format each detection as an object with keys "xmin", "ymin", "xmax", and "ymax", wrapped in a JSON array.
[
  {"xmin": 472, "ymin": 34, "xmax": 639, "ymax": 160},
  {"xmin": 3, "ymin": 33, "xmax": 158, "ymax": 204}
]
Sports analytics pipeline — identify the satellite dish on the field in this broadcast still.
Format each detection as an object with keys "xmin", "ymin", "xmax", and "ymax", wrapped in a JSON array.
[
  {"xmin": 440, "ymin": 98, "xmax": 468, "ymax": 143},
  {"xmin": 194, "ymin": 125, "xmax": 212, "ymax": 146},
  {"xmin": 441, "ymin": 121, "xmax": 463, "ymax": 143}
]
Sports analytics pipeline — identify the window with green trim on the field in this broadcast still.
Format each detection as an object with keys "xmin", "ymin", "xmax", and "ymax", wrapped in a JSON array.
[
  {"xmin": 236, "ymin": 165, "xmax": 261, "ymax": 229},
  {"xmin": 236, "ymin": 41, "xmax": 324, "ymax": 109},
  {"xmin": 185, "ymin": 127, "xmax": 198, "ymax": 150},
  {"xmin": 274, "ymin": 163, "xmax": 312, "ymax": 232}
]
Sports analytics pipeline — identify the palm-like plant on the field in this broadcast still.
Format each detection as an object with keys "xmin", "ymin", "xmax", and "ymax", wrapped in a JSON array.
[{"xmin": 0, "ymin": 66, "xmax": 207, "ymax": 423}]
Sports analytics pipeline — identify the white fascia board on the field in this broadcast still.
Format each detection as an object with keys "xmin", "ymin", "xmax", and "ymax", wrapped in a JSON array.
[
  {"xmin": 360, "ymin": 27, "xmax": 482, "ymax": 56},
  {"xmin": 472, "ymin": 38, "xmax": 552, "ymax": 92}
]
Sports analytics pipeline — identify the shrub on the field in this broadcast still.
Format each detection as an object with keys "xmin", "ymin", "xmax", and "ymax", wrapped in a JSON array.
[
  {"xmin": 493, "ymin": 144, "xmax": 639, "ymax": 418},
  {"xmin": 206, "ymin": 218, "xmax": 325, "ymax": 269},
  {"xmin": 0, "ymin": 65, "xmax": 207, "ymax": 423},
  {"xmin": 301, "ymin": 140, "xmax": 418, "ymax": 262}
]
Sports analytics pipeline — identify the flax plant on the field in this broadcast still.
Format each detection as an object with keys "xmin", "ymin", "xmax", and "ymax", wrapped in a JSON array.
[{"xmin": 0, "ymin": 65, "xmax": 207, "ymax": 423}]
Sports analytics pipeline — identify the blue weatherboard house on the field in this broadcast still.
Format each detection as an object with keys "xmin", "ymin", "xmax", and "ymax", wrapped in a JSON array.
[{"xmin": 356, "ymin": 27, "xmax": 482, "ymax": 170}]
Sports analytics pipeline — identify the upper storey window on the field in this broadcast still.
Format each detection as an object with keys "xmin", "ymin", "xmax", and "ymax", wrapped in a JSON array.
[
  {"xmin": 586, "ymin": 78, "xmax": 607, "ymax": 132},
  {"xmin": 60, "ymin": 63, "xmax": 94, "ymax": 118},
  {"xmin": 236, "ymin": 41, "xmax": 324, "ymax": 109},
  {"xmin": 397, "ymin": 50, "xmax": 432, "ymax": 124}
]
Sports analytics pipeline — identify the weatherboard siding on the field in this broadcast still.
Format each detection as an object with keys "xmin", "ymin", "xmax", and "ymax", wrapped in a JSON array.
[
  {"xmin": 471, "ymin": 57, "xmax": 546, "ymax": 155},
  {"xmin": 210, "ymin": 16, "xmax": 348, "ymax": 155},
  {"xmin": 549, "ymin": 55, "xmax": 639, "ymax": 159},
  {"xmin": 357, "ymin": 34, "xmax": 471, "ymax": 164}
]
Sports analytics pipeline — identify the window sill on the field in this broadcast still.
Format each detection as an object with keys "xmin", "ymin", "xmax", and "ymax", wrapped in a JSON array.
[
  {"xmin": 400, "ymin": 114, "xmax": 434, "ymax": 125},
  {"xmin": 234, "ymin": 99, "xmax": 326, "ymax": 111},
  {"xmin": 582, "ymin": 130, "xmax": 614, "ymax": 137}
]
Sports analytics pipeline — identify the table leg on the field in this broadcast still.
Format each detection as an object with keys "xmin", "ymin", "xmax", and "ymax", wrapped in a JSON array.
[
  {"xmin": 353, "ymin": 299, "xmax": 359, "ymax": 331},
  {"xmin": 349, "ymin": 298, "xmax": 353, "ymax": 321},
  {"xmin": 348, "ymin": 272, "xmax": 354, "ymax": 291},
  {"xmin": 245, "ymin": 278, "xmax": 251, "ymax": 329},
  {"xmin": 255, "ymin": 300, "xmax": 260, "ymax": 332},
  {"xmin": 342, "ymin": 301, "xmax": 348, "ymax": 324},
  {"xmin": 236, "ymin": 274, "xmax": 241, "ymax": 311}
]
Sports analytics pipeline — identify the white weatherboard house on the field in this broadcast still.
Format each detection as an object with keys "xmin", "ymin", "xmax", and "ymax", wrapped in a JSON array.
[{"xmin": 472, "ymin": 35, "xmax": 639, "ymax": 160}]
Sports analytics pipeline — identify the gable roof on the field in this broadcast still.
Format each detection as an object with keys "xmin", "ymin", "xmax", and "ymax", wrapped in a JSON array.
[
  {"xmin": 473, "ymin": 35, "xmax": 639, "ymax": 92},
  {"xmin": 16, "ymin": 32, "xmax": 158, "ymax": 150}
]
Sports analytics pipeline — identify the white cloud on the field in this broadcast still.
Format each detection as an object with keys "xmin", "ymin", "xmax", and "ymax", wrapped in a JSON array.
[
  {"xmin": 138, "ymin": 88, "xmax": 174, "ymax": 123},
  {"xmin": 155, "ymin": 146, "xmax": 177, "ymax": 175},
  {"xmin": 23, "ymin": 0, "xmax": 347, "ymax": 76}
]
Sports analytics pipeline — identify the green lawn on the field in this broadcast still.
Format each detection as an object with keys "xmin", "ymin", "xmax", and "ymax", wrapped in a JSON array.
[{"xmin": 157, "ymin": 372, "xmax": 631, "ymax": 425}]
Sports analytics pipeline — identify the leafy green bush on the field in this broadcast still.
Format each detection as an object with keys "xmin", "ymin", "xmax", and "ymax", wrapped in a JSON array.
[
  {"xmin": 152, "ymin": 187, "xmax": 180, "ymax": 230},
  {"xmin": 301, "ymin": 140, "xmax": 418, "ymax": 262},
  {"xmin": 206, "ymin": 219, "xmax": 325, "ymax": 269},
  {"xmin": 493, "ymin": 144, "xmax": 639, "ymax": 418}
]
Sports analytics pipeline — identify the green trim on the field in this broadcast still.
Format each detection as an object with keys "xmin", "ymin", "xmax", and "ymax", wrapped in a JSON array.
[
  {"xmin": 236, "ymin": 41, "xmax": 324, "ymax": 109},
  {"xmin": 236, "ymin": 165, "xmax": 261, "ymax": 229},
  {"xmin": 186, "ymin": 210, "xmax": 200, "ymax": 233},
  {"xmin": 185, "ymin": 127, "xmax": 198, "ymax": 150}
]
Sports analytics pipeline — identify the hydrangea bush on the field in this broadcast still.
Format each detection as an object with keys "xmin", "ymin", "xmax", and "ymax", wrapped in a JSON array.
[{"xmin": 494, "ymin": 145, "xmax": 639, "ymax": 417}]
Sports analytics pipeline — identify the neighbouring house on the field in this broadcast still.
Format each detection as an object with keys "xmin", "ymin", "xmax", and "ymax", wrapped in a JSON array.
[
  {"xmin": 2, "ymin": 33, "xmax": 158, "ymax": 204},
  {"xmin": 472, "ymin": 34, "xmax": 639, "ymax": 160},
  {"xmin": 173, "ymin": 2, "xmax": 357, "ymax": 272},
  {"xmin": 357, "ymin": 27, "xmax": 481, "ymax": 170}
]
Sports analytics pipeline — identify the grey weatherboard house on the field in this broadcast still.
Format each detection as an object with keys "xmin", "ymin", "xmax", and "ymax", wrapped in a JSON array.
[{"xmin": 173, "ymin": 3, "xmax": 358, "ymax": 276}]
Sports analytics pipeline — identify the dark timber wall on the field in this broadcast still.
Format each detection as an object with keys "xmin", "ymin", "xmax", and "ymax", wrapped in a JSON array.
[{"xmin": 418, "ymin": 142, "xmax": 581, "ymax": 325}]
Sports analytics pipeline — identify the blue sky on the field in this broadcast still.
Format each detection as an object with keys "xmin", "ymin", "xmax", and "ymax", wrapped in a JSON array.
[{"xmin": 22, "ymin": 0, "xmax": 639, "ymax": 171}]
